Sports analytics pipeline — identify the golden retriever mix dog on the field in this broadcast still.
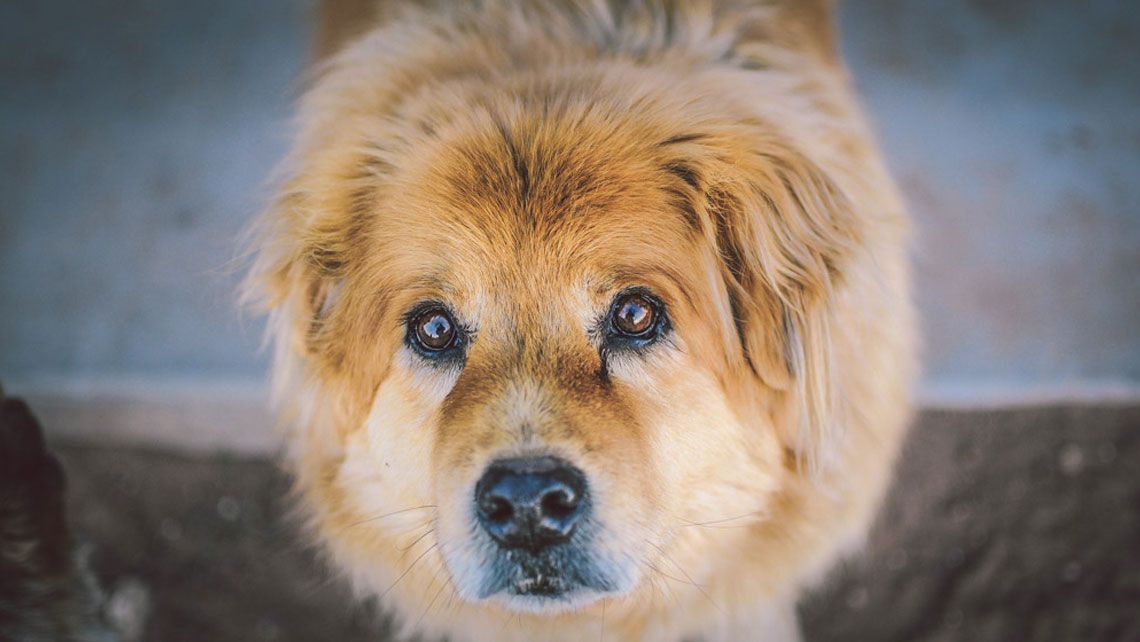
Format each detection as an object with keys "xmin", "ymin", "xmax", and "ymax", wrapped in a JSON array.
[{"xmin": 246, "ymin": 0, "xmax": 916, "ymax": 639}]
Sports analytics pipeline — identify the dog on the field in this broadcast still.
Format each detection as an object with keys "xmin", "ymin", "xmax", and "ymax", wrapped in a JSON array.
[{"xmin": 246, "ymin": 1, "xmax": 916, "ymax": 640}]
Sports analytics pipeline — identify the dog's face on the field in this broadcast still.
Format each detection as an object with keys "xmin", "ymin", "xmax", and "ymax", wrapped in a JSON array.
[
  {"xmin": 335, "ymin": 116, "xmax": 781, "ymax": 613},
  {"xmin": 261, "ymin": 64, "xmax": 860, "ymax": 618}
]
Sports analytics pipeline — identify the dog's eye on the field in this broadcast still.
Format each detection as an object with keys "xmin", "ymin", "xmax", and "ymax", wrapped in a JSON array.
[
  {"xmin": 609, "ymin": 293, "xmax": 659, "ymax": 339},
  {"xmin": 411, "ymin": 307, "xmax": 458, "ymax": 353}
]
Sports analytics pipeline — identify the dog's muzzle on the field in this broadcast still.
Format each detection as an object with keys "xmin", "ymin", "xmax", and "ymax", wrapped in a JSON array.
[{"xmin": 470, "ymin": 455, "xmax": 613, "ymax": 600}]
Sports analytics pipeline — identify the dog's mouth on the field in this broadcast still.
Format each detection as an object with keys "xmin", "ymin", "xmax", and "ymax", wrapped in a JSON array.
[
  {"xmin": 513, "ymin": 576, "xmax": 562, "ymax": 596},
  {"xmin": 480, "ymin": 541, "xmax": 617, "ymax": 605},
  {"xmin": 503, "ymin": 552, "xmax": 570, "ymax": 596},
  {"xmin": 507, "ymin": 563, "xmax": 570, "ymax": 598}
]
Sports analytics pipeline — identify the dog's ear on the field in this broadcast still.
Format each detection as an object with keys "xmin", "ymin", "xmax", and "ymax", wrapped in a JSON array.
[
  {"xmin": 244, "ymin": 183, "xmax": 355, "ymax": 371},
  {"xmin": 704, "ymin": 131, "xmax": 859, "ymax": 474}
]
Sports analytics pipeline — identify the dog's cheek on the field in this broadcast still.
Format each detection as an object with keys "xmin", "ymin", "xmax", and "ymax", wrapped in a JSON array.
[
  {"xmin": 339, "ymin": 357, "xmax": 458, "ymax": 533},
  {"xmin": 632, "ymin": 353, "xmax": 785, "ymax": 573}
]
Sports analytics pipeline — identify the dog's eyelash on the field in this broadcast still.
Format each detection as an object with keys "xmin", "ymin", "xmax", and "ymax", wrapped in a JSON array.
[{"xmin": 398, "ymin": 303, "xmax": 475, "ymax": 335}]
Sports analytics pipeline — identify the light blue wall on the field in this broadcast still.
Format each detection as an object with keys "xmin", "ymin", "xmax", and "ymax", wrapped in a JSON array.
[
  {"xmin": 844, "ymin": 0, "xmax": 1140, "ymax": 385},
  {"xmin": 2, "ymin": 0, "xmax": 1138, "ymax": 387},
  {"xmin": 1, "ymin": 0, "xmax": 306, "ymax": 378}
]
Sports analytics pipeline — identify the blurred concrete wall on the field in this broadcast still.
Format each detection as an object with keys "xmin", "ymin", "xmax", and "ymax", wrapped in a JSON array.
[
  {"xmin": 844, "ymin": 0, "xmax": 1140, "ymax": 391},
  {"xmin": 2, "ymin": 0, "xmax": 1138, "ymax": 396},
  {"xmin": 0, "ymin": 0, "xmax": 304, "ymax": 381}
]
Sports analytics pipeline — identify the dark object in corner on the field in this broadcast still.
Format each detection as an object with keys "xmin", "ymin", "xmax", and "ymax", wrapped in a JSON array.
[{"xmin": 0, "ymin": 386, "xmax": 118, "ymax": 642}]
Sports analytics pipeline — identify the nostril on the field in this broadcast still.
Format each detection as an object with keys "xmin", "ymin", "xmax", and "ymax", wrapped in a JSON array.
[
  {"xmin": 540, "ymin": 487, "xmax": 576, "ymax": 520},
  {"xmin": 482, "ymin": 495, "xmax": 513, "ymax": 524}
]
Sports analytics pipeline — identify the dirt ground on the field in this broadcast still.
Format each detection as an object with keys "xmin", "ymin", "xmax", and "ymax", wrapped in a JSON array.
[{"xmin": 54, "ymin": 404, "xmax": 1139, "ymax": 642}]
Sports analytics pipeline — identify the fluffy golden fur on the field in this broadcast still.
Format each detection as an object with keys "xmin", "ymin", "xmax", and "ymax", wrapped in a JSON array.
[{"xmin": 246, "ymin": 1, "xmax": 916, "ymax": 640}]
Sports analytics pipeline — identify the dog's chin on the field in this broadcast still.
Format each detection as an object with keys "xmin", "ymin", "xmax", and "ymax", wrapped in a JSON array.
[
  {"xmin": 449, "ymin": 540, "xmax": 635, "ymax": 615},
  {"xmin": 485, "ymin": 584, "xmax": 612, "ymax": 615},
  {"xmin": 479, "ymin": 556, "xmax": 624, "ymax": 615}
]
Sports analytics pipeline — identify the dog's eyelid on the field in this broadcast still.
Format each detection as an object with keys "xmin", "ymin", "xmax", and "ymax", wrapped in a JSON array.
[
  {"xmin": 609, "ymin": 286, "xmax": 669, "ymax": 318},
  {"xmin": 400, "ymin": 299, "xmax": 468, "ymax": 326}
]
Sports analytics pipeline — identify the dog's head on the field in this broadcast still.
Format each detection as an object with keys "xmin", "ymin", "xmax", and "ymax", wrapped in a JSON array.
[{"xmin": 249, "ymin": 5, "xmax": 883, "ymax": 621}]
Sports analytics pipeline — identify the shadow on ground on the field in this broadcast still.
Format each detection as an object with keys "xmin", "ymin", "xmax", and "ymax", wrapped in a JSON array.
[{"xmin": 54, "ymin": 405, "xmax": 1139, "ymax": 641}]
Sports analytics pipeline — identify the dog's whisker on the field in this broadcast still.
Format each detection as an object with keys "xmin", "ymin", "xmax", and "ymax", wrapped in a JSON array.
[
  {"xmin": 646, "ymin": 562, "xmax": 705, "ymax": 591},
  {"xmin": 643, "ymin": 562, "xmax": 679, "ymax": 613},
  {"xmin": 599, "ymin": 597, "xmax": 606, "ymax": 642},
  {"xmin": 398, "ymin": 526, "xmax": 436, "ymax": 554},
  {"xmin": 617, "ymin": 549, "xmax": 671, "ymax": 614},
  {"xmin": 440, "ymin": 585, "xmax": 459, "ymax": 620},
  {"xmin": 500, "ymin": 609, "xmax": 521, "ymax": 633},
  {"xmin": 619, "ymin": 548, "xmax": 670, "ymax": 613},
  {"xmin": 414, "ymin": 560, "xmax": 440, "ymax": 612},
  {"xmin": 675, "ymin": 510, "xmax": 766, "ymax": 529},
  {"xmin": 645, "ymin": 559, "xmax": 705, "ymax": 615},
  {"xmin": 379, "ymin": 542, "xmax": 437, "ymax": 602},
  {"xmin": 415, "ymin": 561, "xmax": 451, "ymax": 631},
  {"xmin": 348, "ymin": 504, "xmax": 438, "ymax": 528},
  {"xmin": 397, "ymin": 526, "xmax": 437, "ymax": 566},
  {"xmin": 644, "ymin": 540, "xmax": 723, "ymax": 615}
]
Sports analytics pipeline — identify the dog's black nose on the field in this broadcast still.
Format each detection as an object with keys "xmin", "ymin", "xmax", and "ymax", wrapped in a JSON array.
[{"xmin": 475, "ymin": 456, "xmax": 588, "ymax": 552}]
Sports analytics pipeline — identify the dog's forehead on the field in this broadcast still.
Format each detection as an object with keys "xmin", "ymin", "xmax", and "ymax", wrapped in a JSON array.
[{"xmin": 374, "ymin": 117, "xmax": 705, "ymax": 312}]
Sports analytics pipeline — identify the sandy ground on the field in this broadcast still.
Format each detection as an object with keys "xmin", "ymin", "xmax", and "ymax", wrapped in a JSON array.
[{"xmin": 54, "ymin": 404, "xmax": 1139, "ymax": 642}]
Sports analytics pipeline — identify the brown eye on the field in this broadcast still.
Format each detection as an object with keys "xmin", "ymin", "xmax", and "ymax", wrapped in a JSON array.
[
  {"xmin": 611, "ymin": 294, "xmax": 657, "ymax": 337},
  {"xmin": 413, "ymin": 308, "xmax": 457, "ymax": 352}
]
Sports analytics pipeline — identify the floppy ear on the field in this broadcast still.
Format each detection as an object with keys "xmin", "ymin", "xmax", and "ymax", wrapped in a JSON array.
[
  {"xmin": 246, "ymin": 180, "xmax": 389, "ymax": 444},
  {"xmin": 246, "ymin": 188, "xmax": 348, "ymax": 360},
  {"xmin": 706, "ymin": 133, "xmax": 860, "ymax": 474}
]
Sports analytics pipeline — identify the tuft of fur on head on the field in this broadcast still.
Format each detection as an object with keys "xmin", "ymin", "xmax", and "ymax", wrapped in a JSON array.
[{"xmin": 244, "ymin": 1, "xmax": 916, "ymax": 640}]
